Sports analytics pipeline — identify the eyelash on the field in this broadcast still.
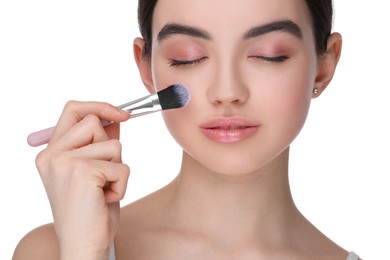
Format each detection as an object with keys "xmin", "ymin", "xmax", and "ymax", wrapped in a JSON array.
[
  {"xmin": 168, "ymin": 57, "xmax": 208, "ymax": 67},
  {"xmin": 168, "ymin": 55, "xmax": 288, "ymax": 67},
  {"xmin": 250, "ymin": 55, "xmax": 289, "ymax": 63}
]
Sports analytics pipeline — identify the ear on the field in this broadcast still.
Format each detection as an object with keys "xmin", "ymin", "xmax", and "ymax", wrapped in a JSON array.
[
  {"xmin": 133, "ymin": 37, "xmax": 155, "ymax": 94},
  {"xmin": 313, "ymin": 33, "xmax": 342, "ymax": 97}
]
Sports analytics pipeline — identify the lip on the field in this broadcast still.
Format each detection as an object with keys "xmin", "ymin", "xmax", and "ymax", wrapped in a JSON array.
[{"xmin": 199, "ymin": 118, "xmax": 260, "ymax": 143}]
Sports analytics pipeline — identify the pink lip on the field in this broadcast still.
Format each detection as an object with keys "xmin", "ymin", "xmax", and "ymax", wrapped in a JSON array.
[{"xmin": 200, "ymin": 118, "xmax": 260, "ymax": 143}]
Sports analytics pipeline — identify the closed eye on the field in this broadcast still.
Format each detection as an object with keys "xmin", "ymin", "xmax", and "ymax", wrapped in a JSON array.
[
  {"xmin": 168, "ymin": 57, "xmax": 208, "ymax": 67},
  {"xmin": 250, "ymin": 55, "xmax": 289, "ymax": 63}
]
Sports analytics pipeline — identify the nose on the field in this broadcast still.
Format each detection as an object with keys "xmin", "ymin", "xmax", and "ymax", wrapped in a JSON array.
[{"xmin": 207, "ymin": 61, "xmax": 249, "ymax": 106}]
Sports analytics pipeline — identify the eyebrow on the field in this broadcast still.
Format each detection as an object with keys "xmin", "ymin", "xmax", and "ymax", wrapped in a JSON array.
[
  {"xmin": 156, "ymin": 20, "xmax": 303, "ymax": 43},
  {"xmin": 157, "ymin": 23, "xmax": 212, "ymax": 42},
  {"xmin": 243, "ymin": 20, "xmax": 303, "ymax": 40}
]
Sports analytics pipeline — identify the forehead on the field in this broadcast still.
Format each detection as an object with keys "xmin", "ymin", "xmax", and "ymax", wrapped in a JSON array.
[{"xmin": 152, "ymin": 0, "xmax": 313, "ymax": 38}]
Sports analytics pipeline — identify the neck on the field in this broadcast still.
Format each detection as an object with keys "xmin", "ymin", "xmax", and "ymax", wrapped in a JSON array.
[{"xmin": 165, "ymin": 148, "xmax": 301, "ymax": 246}]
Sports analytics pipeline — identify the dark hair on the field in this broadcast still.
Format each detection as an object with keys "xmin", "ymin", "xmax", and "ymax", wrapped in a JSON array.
[
  {"xmin": 138, "ymin": 0, "xmax": 333, "ymax": 57},
  {"xmin": 304, "ymin": 0, "xmax": 333, "ymax": 54}
]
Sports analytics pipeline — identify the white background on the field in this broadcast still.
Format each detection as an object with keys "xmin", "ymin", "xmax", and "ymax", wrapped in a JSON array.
[{"xmin": 1, "ymin": 1, "xmax": 389, "ymax": 259}]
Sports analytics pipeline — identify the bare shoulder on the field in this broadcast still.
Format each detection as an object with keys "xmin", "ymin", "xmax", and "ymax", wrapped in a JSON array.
[{"xmin": 13, "ymin": 223, "xmax": 59, "ymax": 260}]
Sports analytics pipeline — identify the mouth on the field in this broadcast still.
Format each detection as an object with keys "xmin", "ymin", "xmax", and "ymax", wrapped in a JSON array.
[
  {"xmin": 200, "ymin": 118, "xmax": 260, "ymax": 143},
  {"xmin": 206, "ymin": 125, "xmax": 251, "ymax": 130}
]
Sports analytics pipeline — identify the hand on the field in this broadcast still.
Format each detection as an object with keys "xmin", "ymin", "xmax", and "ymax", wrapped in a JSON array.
[{"xmin": 35, "ymin": 101, "xmax": 131, "ymax": 260}]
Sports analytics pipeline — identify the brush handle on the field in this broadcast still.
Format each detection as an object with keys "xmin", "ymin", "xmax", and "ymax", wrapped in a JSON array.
[
  {"xmin": 27, "ymin": 94, "xmax": 162, "ymax": 147},
  {"xmin": 27, "ymin": 126, "xmax": 56, "ymax": 147},
  {"xmin": 26, "ymin": 120, "xmax": 113, "ymax": 147},
  {"xmin": 26, "ymin": 84, "xmax": 190, "ymax": 147}
]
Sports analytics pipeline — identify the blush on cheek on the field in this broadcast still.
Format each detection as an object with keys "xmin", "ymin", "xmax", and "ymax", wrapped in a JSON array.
[
  {"xmin": 264, "ymin": 75, "xmax": 312, "ymax": 130},
  {"xmin": 161, "ymin": 108, "xmax": 195, "ymax": 155},
  {"xmin": 162, "ymin": 105, "xmax": 191, "ymax": 134},
  {"xmin": 284, "ymin": 88, "xmax": 311, "ymax": 130}
]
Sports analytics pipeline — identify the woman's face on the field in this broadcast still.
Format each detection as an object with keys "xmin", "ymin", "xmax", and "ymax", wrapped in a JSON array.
[{"xmin": 146, "ymin": 0, "xmax": 320, "ymax": 174}]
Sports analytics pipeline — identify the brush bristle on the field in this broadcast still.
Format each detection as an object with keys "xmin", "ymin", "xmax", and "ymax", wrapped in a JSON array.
[{"xmin": 157, "ymin": 84, "xmax": 190, "ymax": 110}]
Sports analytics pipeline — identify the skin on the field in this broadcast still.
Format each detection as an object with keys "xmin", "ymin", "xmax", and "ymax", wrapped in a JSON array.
[{"xmin": 13, "ymin": 0, "xmax": 343, "ymax": 259}]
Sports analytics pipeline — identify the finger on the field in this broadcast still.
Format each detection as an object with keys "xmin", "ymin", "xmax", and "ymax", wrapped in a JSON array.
[
  {"xmin": 37, "ymin": 139, "xmax": 125, "ymax": 189},
  {"xmin": 49, "ymin": 114, "xmax": 111, "ymax": 150},
  {"xmin": 105, "ymin": 122, "xmax": 121, "ymax": 140},
  {"xmin": 66, "ymin": 139, "xmax": 124, "ymax": 163},
  {"xmin": 51, "ymin": 101, "xmax": 130, "ymax": 143},
  {"xmin": 104, "ymin": 170, "xmax": 130, "ymax": 204},
  {"xmin": 41, "ymin": 156, "xmax": 130, "ymax": 205},
  {"xmin": 90, "ymin": 159, "xmax": 130, "ymax": 204}
]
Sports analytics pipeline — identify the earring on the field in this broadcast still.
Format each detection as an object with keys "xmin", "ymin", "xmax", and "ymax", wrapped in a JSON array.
[{"xmin": 313, "ymin": 88, "xmax": 319, "ymax": 95}]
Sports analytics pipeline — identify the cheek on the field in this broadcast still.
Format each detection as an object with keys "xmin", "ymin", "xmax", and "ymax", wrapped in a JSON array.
[
  {"xmin": 274, "ymin": 71, "xmax": 313, "ymax": 114},
  {"xmin": 161, "ymin": 108, "xmax": 195, "ymax": 157},
  {"xmin": 250, "ymin": 60, "xmax": 315, "ymax": 137},
  {"xmin": 160, "ymin": 82, "xmax": 210, "ymax": 159},
  {"xmin": 275, "ymin": 84, "xmax": 311, "ymax": 134},
  {"xmin": 150, "ymin": 54, "xmax": 206, "ymax": 149}
]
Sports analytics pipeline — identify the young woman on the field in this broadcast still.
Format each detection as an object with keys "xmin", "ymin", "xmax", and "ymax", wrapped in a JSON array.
[{"xmin": 14, "ymin": 0, "xmax": 359, "ymax": 259}]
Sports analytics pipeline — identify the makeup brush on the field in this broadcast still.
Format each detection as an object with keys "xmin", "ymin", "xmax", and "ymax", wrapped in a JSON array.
[{"xmin": 27, "ymin": 84, "xmax": 190, "ymax": 147}]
